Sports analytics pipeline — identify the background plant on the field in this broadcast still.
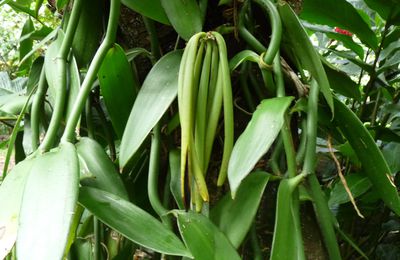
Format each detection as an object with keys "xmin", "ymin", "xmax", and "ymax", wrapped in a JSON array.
[{"xmin": 0, "ymin": 0, "xmax": 399, "ymax": 259}]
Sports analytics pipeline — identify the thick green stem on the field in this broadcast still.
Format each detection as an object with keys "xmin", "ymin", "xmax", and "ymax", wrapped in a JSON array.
[
  {"xmin": 148, "ymin": 123, "xmax": 172, "ymax": 228},
  {"xmin": 143, "ymin": 17, "xmax": 161, "ymax": 60},
  {"xmin": 39, "ymin": 0, "xmax": 83, "ymax": 151},
  {"xmin": 61, "ymin": 0, "xmax": 121, "ymax": 143}
]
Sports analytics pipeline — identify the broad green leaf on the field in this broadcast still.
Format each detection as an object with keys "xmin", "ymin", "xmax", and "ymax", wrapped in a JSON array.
[
  {"xmin": 19, "ymin": 17, "xmax": 34, "ymax": 70},
  {"xmin": 210, "ymin": 171, "xmax": 270, "ymax": 248},
  {"xmin": 17, "ymin": 142, "xmax": 79, "ymax": 260},
  {"xmin": 98, "ymin": 44, "xmax": 137, "ymax": 138},
  {"xmin": 121, "ymin": 0, "xmax": 170, "ymax": 25},
  {"xmin": 218, "ymin": 0, "xmax": 232, "ymax": 5},
  {"xmin": 382, "ymin": 142, "xmax": 400, "ymax": 174},
  {"xmin": 322, "ymin": 58, "xmax": 361, "ymax": 101},
  {"xmin": 325, "ymin": 48, "xmax": 373, "ymax": 73},
  {"xmin": 364, "ymin": 0, "xmax": 400, "ymax": 25},
  {"xmin": 44, "ymin": 29, "xmax": 64, "ymax": 104},
  {"xmin": 56, "ymin": 0, "xmax": 68, "ymax": 10},
  {"xmin": 328, "ymin": 174, "xmax": 372, "ymax": 207},
  {"xmin": 270, "ymin": 175, "xmax": 306, "ymax": 260},
  {"xmin": 228, "ymin": 97, "xmax": 293, "ymax": 197},
  {"xmin": 79, "ymin": 187, "xmax": 191, "ymax": 257},
  {"xmin": 19, "ymin": 28, "xmax": 58, "ymax": 66},
  {"xmin": 177, "ymin": 211, "xmax": 241, "ymax": 260},
  {"xmin": 0, "ymin": 94, "xmax": 29, "ymax": 117},
  {"xmin": 302, "ymin": 22, "xmax": 364, "ymax": 59},
  {"xmin": 26, "ymin": 56, "xmax": 43, "ymax": 94},
  {"xmin": 72, "ymin": 0, "xmax": 105, "ymax": 68},
  {"xmin": 300, "ymin": 0, "xmax": 378, "ymax": 49},
  {"xmin": 228, "ymin": 50, "xmax": 259, "ymax": 71},
  {"xmin": 333, "ymin": 98, "xmax": 400, "ymax": 215},
  {"xmin": 120, "ymin": 50, "xmax": 183, "ymax": 168},
  {"xmin": 169, "ymin": 149, "xmax": 185, "ymax": 209},
  {"xmin": 160, "ymin": 0, "xmax": 202, "ymax": 40},
  {"xmin": 0, "ymin": 159, "xmax": 34, "ymax": 260},
  {"xmin": 76, "ymin": 137, "xmax": 128, "ymax": 200},
  {"xmin": 278, "ymin": 3, "xmax": 333, "ymax": 113}
]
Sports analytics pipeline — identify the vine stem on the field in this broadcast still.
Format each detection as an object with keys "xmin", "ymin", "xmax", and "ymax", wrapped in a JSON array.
[
  {"xmin": 39, "ymin": 0, "xmax": 83, "ymax": 151},
  {"xmin": 61, "ymin": 0, "xmax": 121, "ymax": 143}
]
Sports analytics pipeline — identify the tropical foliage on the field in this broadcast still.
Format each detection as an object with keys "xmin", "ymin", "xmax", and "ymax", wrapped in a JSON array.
[{"xmin": 0, "ymin": 0, "xmax": 400, "ymax": 259}]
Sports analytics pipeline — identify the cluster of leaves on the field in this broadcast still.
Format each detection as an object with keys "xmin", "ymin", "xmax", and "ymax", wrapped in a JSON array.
[{"xmin": 0, "ymin": 0, "xmax": 399, "ymax": 259}]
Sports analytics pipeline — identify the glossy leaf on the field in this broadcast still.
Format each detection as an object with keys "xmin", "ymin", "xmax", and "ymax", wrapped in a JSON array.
[
  {"xmin": 177, "ymin": 211, "xmax": 241, "ymax": 260},
  {"xmin": 228, "ymin": 97, "xmax": 293, "ymax": 197},
  {"xmin": 120, "ymin": 50, "xmax": 183, "ymax": 168},
  {"xmin": 121, "ymin": 0, "xmax": 170, "ymax": 25},
  {"xmin": 278, "ymin": 3, "xmax": 333, "ymax": 112},
  {"xmin": 364, "ymin": 0, "xmax": 400, "ymax": 25},
  {"xmin": 333, "ymin": 98, "xmax": 400, "ymax": 215},
  {"xmin": 98, "ymin": 43, "xmax": 137, "ymax": 138},
  {"xmin": 300, "ymin": 0, "xmax": 378, "ymax": 49},
  {"xmin": 0, "ymin": 159, "xmax": 34, "ymax": 260},
  {"xmin": 76, "ymin": 137, "xmax": 128, "ymax": 200},
  {"xmin": 56, "ymin": 0, "xmax": 68, "ymax": 10},
  {"xmin": 19, "ymin": 28, "xmax": 57, "ymax": 66},
  {"xmin": 26, "ymin": 56, "xmax": 43, "ymax": 94},
  {"xmin": 17, "ymin": 142, "xmax": 79, "ymax": 260},
  {"xmin": 210, "ymin": 171, "xmax": 270, "ymax": 248},
  {"xmin": 79, "ymin": 187, "xmax": 191, "ymax": 257},
  {"xmin": 322, "ymin": 58, "xmax": 361, "ymax": 101},
  {"xmin": 228, "ymin": 50, "xmax": 259, "ymax": 71},
  {"xmin": 160, "ymin": 0, "xmax": 202, "ymax": 40},
  {"xmin": 329, "ymin": 174, "xmax": 372, "ymax": 207},
  {"xmin": 19, "ymin": 17, "xmax": 34, "ymax": 70},
  {"xmin": 72, "ymin": 0, "xmax": 105, "ymax": 67}
]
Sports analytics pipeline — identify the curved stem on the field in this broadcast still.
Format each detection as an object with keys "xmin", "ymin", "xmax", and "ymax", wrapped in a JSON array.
[
  {"xmin": 61, "ymin": 0, "xmax": 121, "ymax": 143},
  {"xmin": 39, "ymin": 0, "xmax": 83, "ymax": 151},
  {"xmin": 148, "ymin": 123, "xmax": 171, "ymax": 228}
]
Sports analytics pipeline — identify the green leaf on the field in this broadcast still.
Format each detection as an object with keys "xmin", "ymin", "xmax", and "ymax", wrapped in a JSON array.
[
  {"xmin": 177, "ymin": 211, "xmax": 241, "ymax": 260},
  {"xmin": 228, "ymin": 97, "xmax": 293, "ymax": 197},
  {"xmin": 79, "ymin": 187, "xmax": 191, "ymax": 257},
  {"xmin": 364, "ymin": 0, "xmax": 400, "ymax": 25},
  {"xmin": 44, "ymin": 29, "xmax": 64, "ymax": 105},
  {"xmin": 228, "ymin": 50, "xmax": 259, "ymax": 72},
  {"xmin": 270, "ymin": 174, "xmax": 306, "ymax": 260},
  {"xmin": 56, "ymin": 0, "xmax": 68, "ymax": 10},
  {"xmin": 120, "ymin": 50, "xmax": 183, "ymax": 168},
  {"xmin": 382, "ymin": 142, "xmax": 400, "ymax": 174},
  {"xmin": 76, "ymin": 137, "xmax": 128, "ymax": 200},
  {"xmin": 26, "ymin": 57, "xmax": 43, "ymax": 94},
  {"xmin": 19, "ymin": 17, "xmax": 35, "ymax": 71},
  {"xmin": 322, "ymin": 58, "xmax": 361, "ymax": 101},
  {"xmin": 0, "ymin": 159, "xmax": 34, "ymax": 260},
  {"xmin": 121, "ymin": 0, "xmax": 170, "ymax": 25},
  {"xmin": 300, "ymin": 0, "xmax": 378, "ymax": 49},
  {"xmin": 333, "ymin": 98, "xmax": 400, "ymax": 215},
  {"xmin": 34, "ymin": 0, "xmax": 44, "ymax": 16},
  {"xmin": 72, "ymin": 0, "xmax": 105, "ymax": 68},
  {"xmin": 328, "ymin": 174, "xmax": 372, "ymax": 207},
  {"xmin": 19, "ymin": 28, "xmax": 58, "ymax": 66},
  {"xmin": 210, "ymin": 171, "xmax": 270, "ymax": 248},
  {"xmin": 160, "ymin": 0, "xmax": 202, "ymax": 40},
  {"xmin": 278, "ymin": 3, "xmax": 334, "ymax": 113},
  {"xmin": 98, "ymin": 44, "xmax": 137, "ymax": 138},
  {"xmin": 17, "ymin": 142, "xmax": 79, "ymax": 259}
]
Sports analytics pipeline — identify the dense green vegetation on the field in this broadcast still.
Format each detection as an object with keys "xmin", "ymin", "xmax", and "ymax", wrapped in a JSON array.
[{"xmin": 0, "ymin": 0, "xmax": 400, "ymax": 259}]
